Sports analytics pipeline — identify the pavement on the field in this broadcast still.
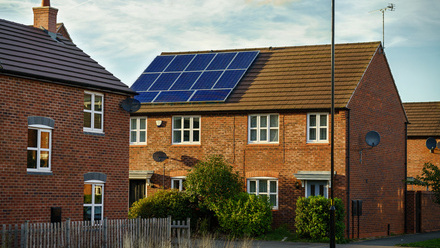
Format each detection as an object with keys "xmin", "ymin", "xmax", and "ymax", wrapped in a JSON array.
[{"xmin": 195, "ymin": 231, "xmax": 440, "ymax": 248}]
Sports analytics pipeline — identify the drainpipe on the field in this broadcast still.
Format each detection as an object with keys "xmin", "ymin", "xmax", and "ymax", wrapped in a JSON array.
[
  {"xmin": 346, "ymin": 109, "xmax": 351, "ymax": 238},
  {"xmin": 404, "ymin": 121, "xmax": 408, "ymax": 233}
]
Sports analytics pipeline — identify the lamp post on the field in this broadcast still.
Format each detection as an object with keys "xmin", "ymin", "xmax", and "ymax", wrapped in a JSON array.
[{"xmin": 330, "ymin": 0, "xmax": 336, "ymax": 247}]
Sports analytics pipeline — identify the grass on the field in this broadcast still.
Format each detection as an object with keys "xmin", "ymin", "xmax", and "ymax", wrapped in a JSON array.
[
  {"xmin": 398, "ymin": 238, "xmax": 440, "ymax": 248},
  {"xmin": 256, "ymin": 225, "xmax": 298, "ymax": 242}
]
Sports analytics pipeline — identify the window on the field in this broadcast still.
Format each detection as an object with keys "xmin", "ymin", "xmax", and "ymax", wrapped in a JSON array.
[
  {"xmin": 84, "ymin": 183, "xmax": 104, "ymax": 224},
  {"xmin": 84, "ymin": 92, "xmax": 104, "ymax": 133},
  {"xmin": 130, "ymin": 117, "xmax": 147, "ymax": 145},
  {"xmin": 172, "ymin": 116, "xmax": 200, "ymax": 144},
  {"xmin": 247, "ymin": 178, "xmax": 278, "ymax": 209},
  {"xmin": 27, "ymin": 128, "xmax": 52, "ymax": 172},
  {"xmin": 305, "ymin": 180, "xmax": 328, "ymax": 198},
  {"xmin": 171, "ymin": 177, "xmax": 186, "ymax": 191},
  {"xmin": 248, "ymin": 114, "xmax": 279, "ymax": 143},
  {"xmin": 307, "ymin": 113, "xmax": 328, "ymax": 143}
]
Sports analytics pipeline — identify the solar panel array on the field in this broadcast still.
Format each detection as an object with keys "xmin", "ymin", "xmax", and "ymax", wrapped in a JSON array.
[{"xmin": 132, "ymin": 51, "xmax": 259, "ymax": 103}]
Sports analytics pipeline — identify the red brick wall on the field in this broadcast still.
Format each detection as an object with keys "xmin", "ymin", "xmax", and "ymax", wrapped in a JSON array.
[
  {"xmin": 0, "ymin": 75, "xmax": 130, "ymax": 224},
  {"xmin": 407, "ymin": 138, "xmax": 440, "ymax": 191},
  {"xmin": 130, "ymin": 111, "xmax": 348, "ymax": 229},
  {"xmin": 406, "ymin": 191, "xmax": 440, "ymax": 233},
  {"xmin": 347, "ymin": 49, "xmax": 406, "ymax": 238}
]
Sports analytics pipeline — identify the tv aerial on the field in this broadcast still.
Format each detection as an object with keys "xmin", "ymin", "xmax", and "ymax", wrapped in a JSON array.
[
  {"xmin": 120, "ymin": 97, "xmax": 141, "ymax": 113},
  {"xmin": 370, "ymin": 3, "xmax": 395, "ymax": 50},
  {"xmin": 426, "ymin": 137, "xmax": 437, "ymax": 153}
]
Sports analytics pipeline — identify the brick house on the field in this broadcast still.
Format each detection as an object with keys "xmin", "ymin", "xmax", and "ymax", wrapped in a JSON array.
[
  {"xmin": 403, "ymin": 101, "xmax": 440, "ymax": 233},
  {"xmin": 129, "ymin": 42, "xmax": 407, "ymax": 238},
  {"xmin": 0, "ymin": 1, "xmax": 135, "ymax": 224}
]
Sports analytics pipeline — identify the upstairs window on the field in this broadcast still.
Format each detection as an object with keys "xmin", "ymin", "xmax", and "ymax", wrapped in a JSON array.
[
  {"xmin": 84, "ymin": 92, "xmax": 104, "ymax": 133},
  {"xmin": 247, "ymin": 178, "xmax": 278, "ymax": 209},
  {"xmin": 130, "ymin": 117, "xmax": 147, "ymax": 145},
  {"xmin": 27, "ymin": 128, "xmax": 52, "ymax": 172},
  {"xmin": 172, "ymin": 116, "xmax": 200, "ymax": 145},
  {"xmin": 307, "ymin": 113, "xmax": 328, "ymax": 143},
  {"xmin": 248, "ymin": 114, "xmax": 279, "ymax": 144}
]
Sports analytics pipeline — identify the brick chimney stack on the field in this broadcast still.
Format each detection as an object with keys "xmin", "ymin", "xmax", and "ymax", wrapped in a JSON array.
[{"xmin": 33, "ymin": 0, "xmax": 58, "ymax": 33}]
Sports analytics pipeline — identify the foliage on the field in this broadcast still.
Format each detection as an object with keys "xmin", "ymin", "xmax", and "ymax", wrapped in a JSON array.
[
  {"xmin": 295, "ymin": 196, "xmax": 345, "ymax": 241},
  {"xmin": 407, "ymin": 162, "xmax": 440, "ymax": 205},
  {"xmin": 398, "ymin": 238, "xmax": 440, "ymax": 248},
  {"xmin": 184, "ymin": 155, "xmax": 244, "ymax": 208},
  {"xmin": 128, "ymin": 189, "xmax": 194, "ymax": 220},
  {"xmin": 257, "ymin": 224, "xmax": 298, "ymax": 241},
  {"xmin": 212, "ymin": 192, "xmax": 273, "ymax": 237}
]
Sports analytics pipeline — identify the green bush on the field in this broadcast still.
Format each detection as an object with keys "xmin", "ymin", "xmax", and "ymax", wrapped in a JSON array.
[
  {"xmin": 212, "ymin": 192, "xmax": 273, "ymax": 237},
  {"xmin": 128, "ymin": 190, "xmax": 194, "ymax": 220},
  {"xmin": 295, "ymin": 196, "xmax": 345, "ymax": 241},
  {"xmin": 185, "ymin": 155, "xmax": 244, "ymax": 208}
]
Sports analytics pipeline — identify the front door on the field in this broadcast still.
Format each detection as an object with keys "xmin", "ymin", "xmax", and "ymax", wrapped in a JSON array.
[
  {"xmin": 129, "ymin": 179, "xmax": 146, "ymax": 207},
  {"xmin": 306, "ymin": 180, "xmax": 328, "ymax": 198}
]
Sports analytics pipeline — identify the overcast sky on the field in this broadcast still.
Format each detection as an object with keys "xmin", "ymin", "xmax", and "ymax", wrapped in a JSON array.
[{"xmin": 1, "ymin": 0, "xmax": 439, "ymax": 102}]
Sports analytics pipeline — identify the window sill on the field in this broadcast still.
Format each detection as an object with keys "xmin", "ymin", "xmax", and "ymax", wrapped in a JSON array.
[
  {"xmin": 83, "ymin": 131, "xmax": 105, "ymax": 136},
  {"xmin": 306, "ymin": 142, "xmax": 329, "ymax": 145},
  {"xmin": 27, "ymin": 171, "xmax": 53, "ymax": 175},
  {"xmin": 130, "ymin": 144, "xmax": 148, "ymax": 147},
  {"xmin": 171, "ymin": 144, "xmax": 201, "ymax": 146}
]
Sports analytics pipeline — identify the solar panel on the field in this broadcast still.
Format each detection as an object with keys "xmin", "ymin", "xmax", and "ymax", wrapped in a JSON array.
[
  {"xmin": 154, "ymin": 91, "xmax": 194, "ymax": 103},
  {"xmin": 131, "ymin": 73, "xmax": 160, "ymax": 91},
  {"xmin": 144, "ymin": 56, "xmax": 174, "ymax": 73},
  {"xmin": 132, "ymin": 50, "xmax": 259, "ymax": 103}
]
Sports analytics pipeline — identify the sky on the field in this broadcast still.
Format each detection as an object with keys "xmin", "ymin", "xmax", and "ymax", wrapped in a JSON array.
[{"xmin": 1, "ymin": 0, "xmax": 439, "ymax": 103}]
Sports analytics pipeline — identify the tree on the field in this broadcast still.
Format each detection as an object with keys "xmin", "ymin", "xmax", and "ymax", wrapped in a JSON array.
[
  {"xmin": 185, "ymin": 155, "xmax": 244, "ymax": 208},
  {"xmin": 407, "ymin": 162, "xmax": 440, "ymax": 205}
]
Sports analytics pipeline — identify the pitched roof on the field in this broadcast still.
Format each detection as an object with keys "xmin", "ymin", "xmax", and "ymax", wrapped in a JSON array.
[
  {"xmin": 135, "ymin": 41, "xmax": 381, "ymax": 114},
  {"xmin": 0, "ymin": 19, "xmax": 134, "ymax": 95},
  {"xmin": 403, "ymin": 102, "xmax": 440, "ymax": 137}
]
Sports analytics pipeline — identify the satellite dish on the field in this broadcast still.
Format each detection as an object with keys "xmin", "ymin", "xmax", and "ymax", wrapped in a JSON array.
[
  {"xmin": 120, "ymin": 98, "xmax": 141, "ymax": 113},
  {"xmin": 426, "ymin": 137, "xmax": 437, "ymax": 150},
  {"xmin": 365, "ymin": 131, "xmax": 380, "ymax": 147},
  {"xmin": 153, "ymin": 151, "xmax": 168, "ymax": 162}
]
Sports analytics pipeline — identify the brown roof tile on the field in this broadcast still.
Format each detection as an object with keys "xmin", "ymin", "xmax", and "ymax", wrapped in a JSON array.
[
  {"xmin": 403, "ymin": 102, "xmax": 440, "ymax": 137},
  {"xmin": 136, "ymin": 42, "xmax": 381, "ymax": 114},
  {"xmin": 0, "ymin": 19, "xmax": 134, "ymax": 95}
]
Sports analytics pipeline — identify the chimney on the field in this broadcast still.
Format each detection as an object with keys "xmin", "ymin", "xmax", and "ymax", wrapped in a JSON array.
[{"xmin": 33, "ymin": 0, "xmax": 58, "ymax": 33}]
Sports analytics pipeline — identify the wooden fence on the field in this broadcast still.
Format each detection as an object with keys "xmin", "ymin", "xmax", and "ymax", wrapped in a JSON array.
[{"xmin": 1, "ymin": 217, "xmax": 190, "ymax": 248}]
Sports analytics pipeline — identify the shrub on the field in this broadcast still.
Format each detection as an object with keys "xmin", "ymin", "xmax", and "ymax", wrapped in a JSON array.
[
  {"xmin": 128, "ymin": 190, "xmax": 194, "ymax": 220},
  {"xmin": 295, "ymin": 196, "xmax": 345, "ymax": 241},
  {"xmin": 212, "ymin": 192, "xmax": 273, "ymax": 237},
  {"xmin": 185, "ymin": 155, "xmax": 244, "ymax": 208}
]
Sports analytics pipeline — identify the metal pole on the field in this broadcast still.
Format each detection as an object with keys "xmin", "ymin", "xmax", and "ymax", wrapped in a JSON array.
[
  {"xmin": 382, "ymin": 10, "xmax": 385, "ymax": 49},
  {"xmin": 330, "ymin": 0, "xmax": 336, "ymax": 247}
]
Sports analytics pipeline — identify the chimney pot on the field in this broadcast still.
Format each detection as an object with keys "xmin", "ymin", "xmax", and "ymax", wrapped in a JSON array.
[{"xmin": 42, "ymin": 0, "xmax": 50, "ymax": 7}]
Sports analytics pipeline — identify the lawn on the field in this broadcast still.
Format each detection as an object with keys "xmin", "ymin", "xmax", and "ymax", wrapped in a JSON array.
[{"xmin": 398, "ymin": 238, "xmax": 440, "ymax": 248}]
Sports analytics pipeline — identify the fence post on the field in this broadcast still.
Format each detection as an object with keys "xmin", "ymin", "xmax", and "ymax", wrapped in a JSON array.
[
  {"xmin": 66, "ymin": 218, "xmax": 70, "ymax": 248},
  {"xmin": 187, "ymin": 217, "xmax": 191, "ymax": 248},
  {"xmin": 167, "ymin": 216, "xmax": 172, "ymax": 247},
  {"xmin": 103, "ymin": 217, "xmax": 108, "ymax": 248},
  {"xmin": 137, "ymin": 216, "xmax": 141, "ymax": 245}
]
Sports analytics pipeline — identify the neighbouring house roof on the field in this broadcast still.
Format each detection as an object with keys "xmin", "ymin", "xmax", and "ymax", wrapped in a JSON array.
[
  {"xmin": 135, "ymin": 41, "xmax": 381, "ymax": 114},
  {"xmin": 56, "ymin": 23, "xmax": 72, "ymax": 41},
  {"xmin": 404, "ymin": 101, "xmax": 440, "ymax": 137},
  {"xmin": 0, "ymin": 19, "xmax": 135, "ymax": 95}
]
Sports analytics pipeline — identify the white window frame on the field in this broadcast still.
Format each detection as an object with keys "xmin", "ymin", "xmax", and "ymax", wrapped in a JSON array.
[
  {"xmin": 307, "ymin": 113, "xmax": 329, "ymax": 143},
  {"xmin": 248, "ymin": 114, "xmax": 279, "ymax": 144},
  {"xmin": 247, "ymin": 177, "xmax": 278, "ymax": 210},
  {"xmin": 171, "ymin": 176, "xmax": 186, "ymax": 191},
  {"xmin": 305, "ymin": 180, "xmax": 329, "ymax": 198},
  {"xmin": 172, "ymin": 116, "xmax": 201, "ymax": 145},
  {"xmin": 83, "ymin": 181, "xmax": 104, "ymax": 225},
  {"xmin": 130, "ymin": 117, "xmax": 147, "ymax": 145},
  {"xmin": 83, "ymin": 91, "xmax": 104, "ymax": 133},
  {"xmin": 27, "ymin": 125, "xmax": 52, "ymax": 172}
]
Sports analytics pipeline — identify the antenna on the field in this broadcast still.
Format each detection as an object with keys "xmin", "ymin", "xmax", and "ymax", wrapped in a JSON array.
[
  {"xmin": 426, "ymin": 137, "xmax": 437, "ymax": 153},
  {"xmin": 370, "ymin": 3, "xmax": 395, "ymax": 50}
]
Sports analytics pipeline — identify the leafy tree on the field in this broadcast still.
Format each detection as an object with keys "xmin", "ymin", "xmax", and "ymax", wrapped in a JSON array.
[
  {"xmin": 184, "ymin": 155, "xmax": 244, "ymax": 208},
  {"xmin": 295, "ymin": 196, "xmax": 345, "ymax": 241},
  {"xmin": 407, "ymin": 162, "xmax": 440, "ymax": 205},
  {"xmin": 212, "ymin": 192, "xmax": 273, "ymax": 237}
]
